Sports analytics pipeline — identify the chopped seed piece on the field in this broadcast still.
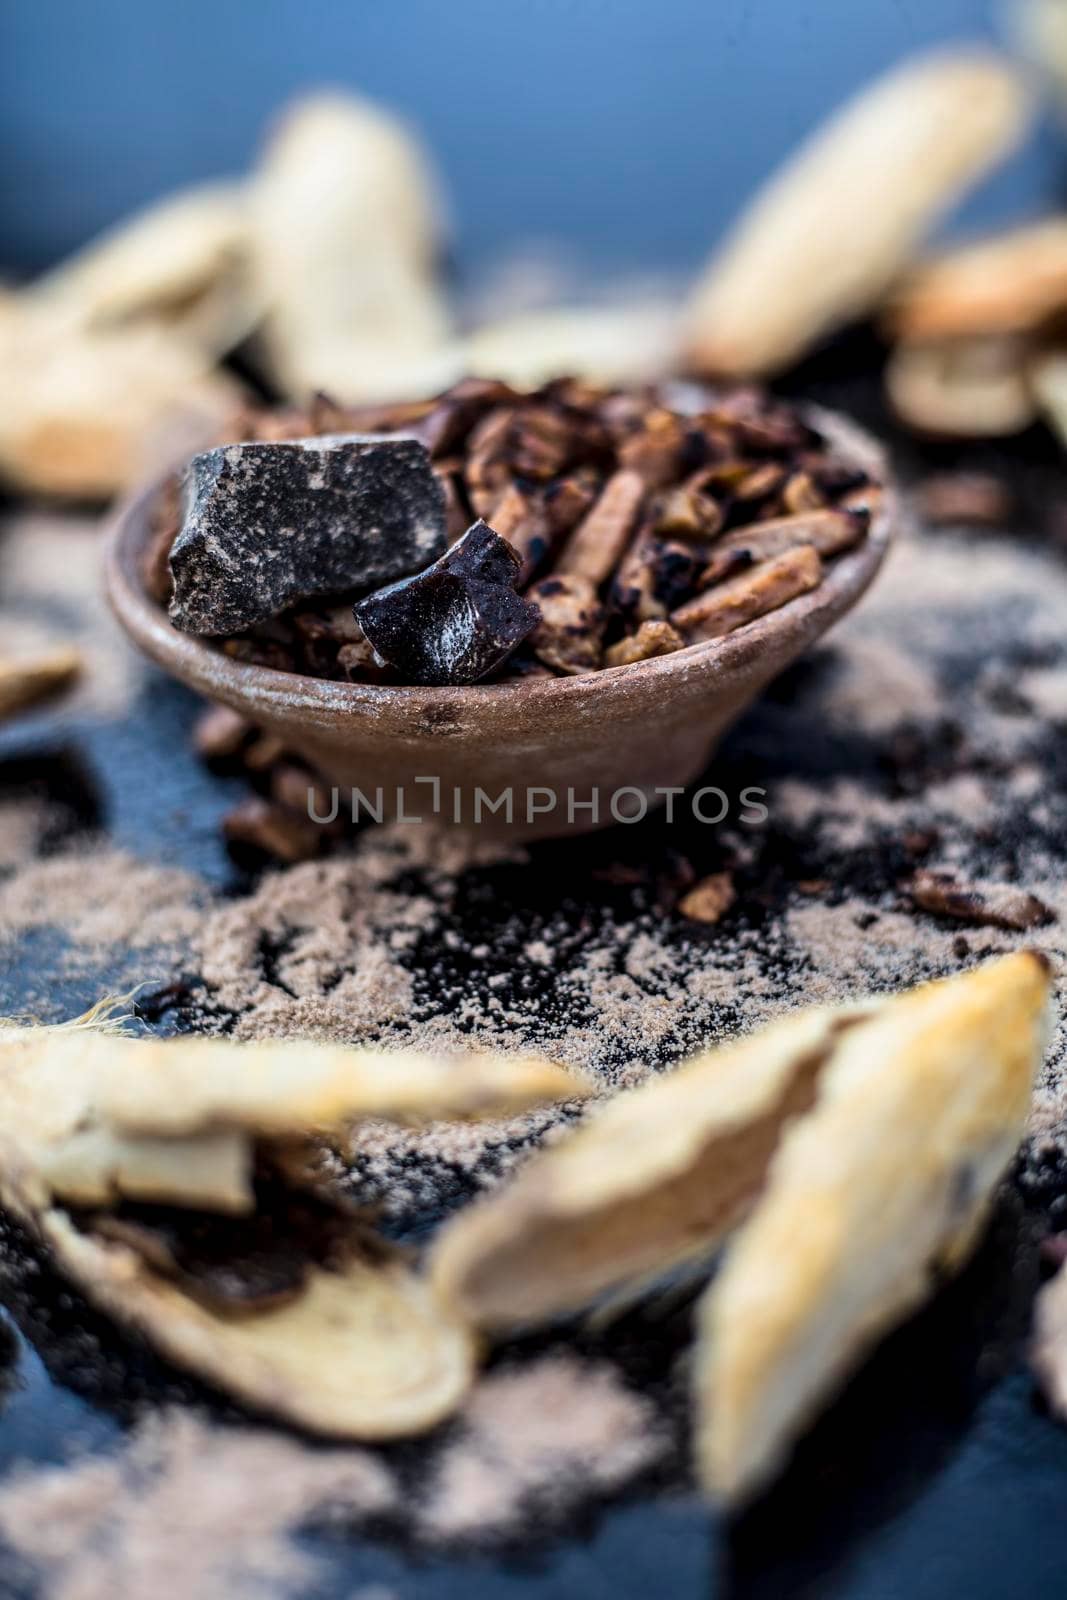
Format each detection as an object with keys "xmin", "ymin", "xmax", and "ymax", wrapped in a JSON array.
[
  {"xmin": 527, "ymin": 574, "xmax": 605, "ymax": 675},
  {"xmin": 886, "ymin": 336, "xmax": 1035, "ymax": 437},
  {"xmin": 672, "ymin": 546, "xmax": 822, "ymax": 641},
  {"xmin": 556, "ymin": 469, "xmax": 646, "ymax": 585},
  {"xmin": 678, "ymin": 871, "xmax": 736, "ymax": 924},
  {"xmin": 708, "ymin": 508, "xmax": 866, "ymax": 568},
  {"xmin": 903, "ymin": 869, "xmax": 1055, "ymax": 930},
  {"xmin": 604, "ymin": 619, "xmax": 686, "ymax": 667},
  {"xmin": 223, "ymin": 796, "xmax": 325, "ymax": 864}
]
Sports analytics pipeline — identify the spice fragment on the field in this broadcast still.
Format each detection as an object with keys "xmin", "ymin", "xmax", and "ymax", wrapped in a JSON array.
[
  {"xmin": 355, "ymin": 519, "xmax": 541, "ymax": 685},
  {"xmin": 672, "ymin": 546, "xmax": 822, "ymax": 642}
]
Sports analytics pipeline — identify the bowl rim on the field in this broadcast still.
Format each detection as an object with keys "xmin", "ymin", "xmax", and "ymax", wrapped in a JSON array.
[{"xmin": 105, "ymin": 403, "xmax": 894, "ymax": 719}]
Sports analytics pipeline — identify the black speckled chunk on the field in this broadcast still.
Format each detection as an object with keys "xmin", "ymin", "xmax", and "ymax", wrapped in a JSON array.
[
  {"xmin": 354, "ymin": 520, "xmax": 542, "ymax": 685},
  {"xmin": 168, "ymin": 434, "xmax": 447, "ymax": 635}
]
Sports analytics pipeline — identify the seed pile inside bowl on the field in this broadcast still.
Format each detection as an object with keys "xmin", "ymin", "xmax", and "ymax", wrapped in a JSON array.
[{"xmin": 147, "ymin": 379, "xmax": 883, "ymax": 687}]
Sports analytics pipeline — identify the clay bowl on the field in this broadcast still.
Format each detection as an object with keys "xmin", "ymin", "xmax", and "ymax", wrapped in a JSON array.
[{"xmin": 106, "ymin": 406, "xmax": 894, "ymax": 842}]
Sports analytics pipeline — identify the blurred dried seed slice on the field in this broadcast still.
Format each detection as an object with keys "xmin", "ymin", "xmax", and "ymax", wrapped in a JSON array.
[
  {"xmin": 886, "ymin": 336, "xmax": 1036, "ymax": 436},
  {"xmin": 887, "ymin": 219, "xmax": 1067, "ymax": 341},
  {"xmin": 0, "ymin": 1012, "xmax": 587, "ymax": 1216},
  {"xmin": 685, "ymin": 49, "xmax": 1029, "ymax": 377},
  {"xmin": 695, "ymin": 952, "xmax": 1050, "ymax": 1505},
  {"xmin": 250, "ymin": 92, "xmax": 455, "ymax": 401},
  {"xmin": 430, "ymin": 1007, "xmax": 853, "ymax": 1332},
  {"xmin": 35, "ymin": 1128, "xmax": 253, "ymax": 1215},
  {"xmin": 38, "ymin": 1207, "xmax": 476, "ymax": 1439},
  {"xmin": 27, "ymin": 182, "xmax": 249, "ymax": 331},
  {"xmin": 1015, "ymin": 0, "xmax": 1067, "ymax": 117},
  {"xmin": 0, "ymin": 648, "xmax": 81, "ymax": 721},
  {"xmin": 223, "ymin": 796, "xmax": 326, "ymax": 865},
  {"xmin": 0, "ymin": 315, "xmax": 241, "ymax": 499},
  {"xmin": 192, "ymin": 703, "xmax": 254, "ymax": 763},
  {"xmin": 463, "ymin": 302, "xmax": 681, "ymax": 389},
  {"xmin": 0, "ymin": 1008, "xmax": 591, "ymax": 1437},
  {"xmin": 1031, "ymin": 1247, "xmax": 1067, "ymax": 1423},
  {"xmin": 88, "ymin": 1035, "xmax": 587, "ymax": 1143}
]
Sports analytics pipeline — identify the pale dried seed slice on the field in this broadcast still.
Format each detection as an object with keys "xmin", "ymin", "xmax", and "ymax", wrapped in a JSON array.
[
  {"xmin": 886, "ymin": 336, "xmax": 1036, "ymax": 436},
  {"xmin": 0, "ymin": 315, "xmax": 240, "ymax": 499},
  {"xmin": 685, "ymin": 50, "xmax": 1029, "ymax": 377},
  {"xmin": 887, "ymin": 219, "xmax": 1067, "ymax": 341},
  {"xmin": 91, "ymin": 1036, "xmax": 587, "ymax": 1138},
  {"xmin": 671, "ymin": 546, "xmax": 821, "ymax": 641},
  {"xmin": 27, "ymin": 182, "xmax": 249, "ymax": 332},
  {"xmin": 249, "ymin": 93, "xmax": 453, "ymax": 401},
  {"xmin": 36, "ymin": 1208, "xmax": 476, "ymax": 1440},
  {"xmin": 0, "ymin": 1014, "xmax": 586, "ymax": 1214},
  {"xmin": 1016, "ymin": 0, "xmax": 1067, "ymax": 116},
  {"xmin": 34, "ymin": 1129, "xmax": 253, "ymax": 1215},
  {"xmin": 0, "ymin": 1009, "xmax": 489, "ymax": 1437},
  {"xmin": 430, "ymin": 1007, "xmax": 858, "ymax": 1332},
  {"xmin": 695, "ymin": 951, "xmax": 1050, "ymax": 1506},
  {"xmin": 463, "ymin": 302, "xmax": 680, "ymax": 388},
  {"xmin": 0, "ymin": 649, "xmax": 81, "ymax": 721}
]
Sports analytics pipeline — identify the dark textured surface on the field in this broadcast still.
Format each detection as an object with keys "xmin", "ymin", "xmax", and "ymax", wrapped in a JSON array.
[
  {"xmin": 169, "ymin": 435, "xmax": 446, "ymax": 635},
  {"xmin": 4, "ymin": 357, "xmax": 1067, "ymax": 1594}
]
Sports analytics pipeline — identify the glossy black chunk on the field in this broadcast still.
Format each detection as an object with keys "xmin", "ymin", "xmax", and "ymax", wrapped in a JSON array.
[
  {"xmin": 169, "ymin": 433, "xmax": 447, "ymax": 635},
  {"xmin": 354, "ymin": 520, "xmax": 541, "ymax": 685}
]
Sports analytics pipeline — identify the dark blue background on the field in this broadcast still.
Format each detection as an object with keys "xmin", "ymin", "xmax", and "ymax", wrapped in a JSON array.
[{"xmin": 2, "ymin": 0, "xmax": 1060, "ymax": 280}]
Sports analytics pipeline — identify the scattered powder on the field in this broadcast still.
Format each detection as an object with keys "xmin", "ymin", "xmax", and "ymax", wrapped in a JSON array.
[
  {"xmin": 419, "ymin": 1354, "xmax": 668, "ymax": 1541},
  {"xmin": 820, "ymin": 630, "xmax": 944, "ymax": 734},
  {"xmin": 0, "ymin": 1409, "xmax": 395, "ymax": 1600},
  {"xmin": 0, "ymin": 844, "xmax": 204, "ymax": 976}
]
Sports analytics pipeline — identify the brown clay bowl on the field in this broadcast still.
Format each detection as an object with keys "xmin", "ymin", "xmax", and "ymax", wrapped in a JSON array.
[{"xmin": 105, "ymin": 406, "xmax": 894, "ymax": 842}]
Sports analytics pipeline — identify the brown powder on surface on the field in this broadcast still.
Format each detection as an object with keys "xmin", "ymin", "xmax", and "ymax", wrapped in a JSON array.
[
  {"xmin": 0, "ymin": 1409, "xmax": 395, "ymax": 1600},
  {"xmin": 419, "ymin": 1353, "xmax": 669, "ymax": 1542},
  {"xmin": 0, "ymin": 843, "xmax": 204, "ymax": 981}
]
